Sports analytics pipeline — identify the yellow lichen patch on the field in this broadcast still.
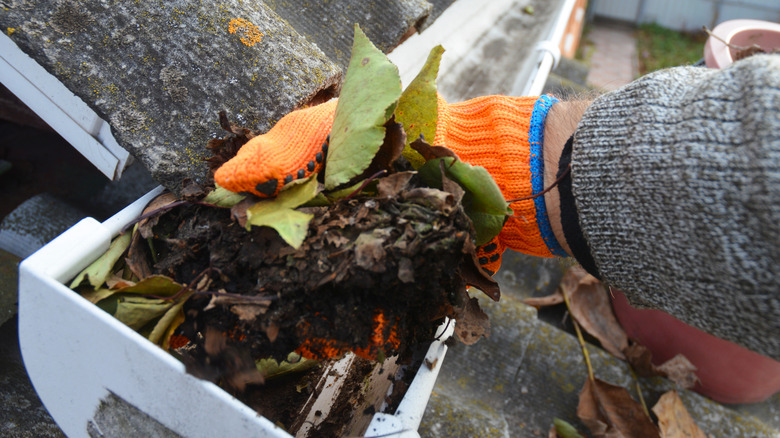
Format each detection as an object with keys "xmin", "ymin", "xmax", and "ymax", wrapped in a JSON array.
[
  {"xmin": 7, "ymin": 28, "xmax": 16, "ymax": 36},
  {"xmin": 228, "ymin": 18, "xmax": 263, "ymax": 47}
]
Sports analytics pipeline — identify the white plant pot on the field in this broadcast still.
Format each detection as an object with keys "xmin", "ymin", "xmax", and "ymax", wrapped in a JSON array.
[{"xmin": 18, "ymin": 187, "xmax": 452, "ymax": 438}]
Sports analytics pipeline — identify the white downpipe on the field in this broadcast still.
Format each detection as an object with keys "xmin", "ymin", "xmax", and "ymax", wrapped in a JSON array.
[{"xmin": 520, "ymin": 0, "xmax": 576, "ymax": 96}]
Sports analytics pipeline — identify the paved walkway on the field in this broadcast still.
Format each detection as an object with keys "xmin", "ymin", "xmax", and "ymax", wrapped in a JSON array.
[{"xmin": 585, "ymin": 22, "xmax": 639, "ymax": 91}]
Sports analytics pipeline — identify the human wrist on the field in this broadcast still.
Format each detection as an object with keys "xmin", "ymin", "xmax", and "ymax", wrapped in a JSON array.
[{"xmin": 542, "ymin": 100, "xmax": 591, "ymax": 257}]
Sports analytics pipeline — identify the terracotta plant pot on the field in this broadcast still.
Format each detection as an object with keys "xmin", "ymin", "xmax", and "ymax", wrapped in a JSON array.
[
  {"xmin": 704, "ymin": 19, "xmax": 780, "ymax": 69},
  {"xmin": 611, "ymin": 290, "xmax": 780, "ymax": 404}
]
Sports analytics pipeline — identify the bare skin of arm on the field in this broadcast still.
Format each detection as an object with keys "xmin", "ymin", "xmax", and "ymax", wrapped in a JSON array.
[{"xmin": 542, "ymin": 100, "xmax": 592, "ymax": 257}]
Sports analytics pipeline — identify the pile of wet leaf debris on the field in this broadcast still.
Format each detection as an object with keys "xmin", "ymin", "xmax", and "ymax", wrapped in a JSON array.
[{"xmin": 68, "ymin": 25, "xmax": 504, "ymax": 435}]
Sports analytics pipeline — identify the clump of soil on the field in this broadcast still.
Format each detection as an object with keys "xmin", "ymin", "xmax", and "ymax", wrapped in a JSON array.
[
  {"xmin": 118, "ymin": 112, "xmax": 498, "ymax": 436},
  {"xmin": 130, "ymin": 170, "xmax": 489, "ymax": 435},
  {"xmin": 150, "ymin": 173, "xmax": 473, "ymax": 357}
]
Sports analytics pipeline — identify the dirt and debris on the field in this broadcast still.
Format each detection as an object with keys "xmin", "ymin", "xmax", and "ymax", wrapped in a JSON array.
[{"xmin": 103, "ymin": 111, "xmax": 498, "ymax": 435}]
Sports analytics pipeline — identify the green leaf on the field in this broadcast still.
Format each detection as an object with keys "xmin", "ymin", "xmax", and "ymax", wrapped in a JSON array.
[
  {"xmin": 419, "ymin": 158, "xmax": 511, "ymax": 245},
  {"xmin": 202, "ymin": 184, "xmax": 246, "ymax": 208},
  {"xmin": 70, "ymin": 233, "xmax": 132, "ymax": 290},
  {"xmin": 324, "ymin": 24, "xmax": 402, "ymax": 190},
  {"xmin": 118, "ymin": 275, "xmax": 183, "ymax": 296},
  {"xmin": 111, "ymin": 296, "xmax": 174, "ymax": 331},
  {"xmin": 80, "ymin": 288, "xmax": 116, "ymax": 304},
  {"xmin": 256, "ymin": 352, "xmax": 318, "ymax": 380},
  {"xmin": 395, "ymin": 45, "xmax": 444, "ymax": 168},
  {"xmin": 248, "ymin": 209, "xmax": 313, "ymax": 249},
  {"xmin": 148, "ymin": 291, "xmax": 192, "ymax": 346},
  {"xmin": 246, "ymin": 176, "xmax": 319, "ymax": 248},
  {"xmin": 553, "ymin": 418, "xmax": 585, "ymax": 438}
]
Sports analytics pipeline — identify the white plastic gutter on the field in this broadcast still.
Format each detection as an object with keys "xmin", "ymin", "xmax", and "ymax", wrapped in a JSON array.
[
  {"xmin": 520, "ymin": 0, "xmax": 577, "ymax": 96},
  {"xmin": 0, "ymin": 32, "xmax": 130, "ymax": 180}
]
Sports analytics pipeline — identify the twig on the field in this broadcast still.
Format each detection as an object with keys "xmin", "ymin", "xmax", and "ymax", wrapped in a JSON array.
[
  {"xmin": 192, "ymin": 290, "xmax": 279, "ymax": 303},
  {"xmin": 506, "ymin": 164, "xmax": 571, "ymax": 203},
  {"xmin": 121, "ymin": 199, "xmax": 232, "ymax": 234},
  {"xmin": 344, "ymin": 169, "xmax": 388, "ymax": 200},
  {"xmin": 702, "ymin": 25, "xmax": 769, "ymax": 58}
]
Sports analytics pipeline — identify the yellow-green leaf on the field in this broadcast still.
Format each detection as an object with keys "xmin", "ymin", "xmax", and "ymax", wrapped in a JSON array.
[
  {"xmin": 148, "ymin": 291, "xmax": 192, "ymax": 346},
  {"xmin": 202, "ymin": 184, "xmax": 246, "ymax": 208},
  {"xmin": 118, "ymin": 275, "xmax": 183, "ymax": 297},
  {"xmin": 553, "ymin": 418, "xmax": 586, "ymax": 438},
  {"xmin": 246, "ymin": 176, "xmax": 319, "ymax": 248},
  {"xmin": 111, "ymin": 296, "xmax": 174, "ymax": 331},
  {"xmin": 70, "ymin": 233, "xmax": 132, "ymax": 290},
  {"xmin": 324, "ymin": 25, "xmax": 402, "ymax": 190},
  {"xmin": 80, "ymin": 288, "xmax": 116, "ymax": 304},
  {"xmin": 396, "ymin": 45, "xmax": 444, "ymax": 168},
  {"xmin": 256, "ymin": 352, "xmax": 318, "ymax": 380}
]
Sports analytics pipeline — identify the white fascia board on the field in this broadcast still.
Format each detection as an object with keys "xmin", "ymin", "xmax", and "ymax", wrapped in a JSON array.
[{"xmin": 0, "ymin": 32, "xmax": 129, "ymax": 180}]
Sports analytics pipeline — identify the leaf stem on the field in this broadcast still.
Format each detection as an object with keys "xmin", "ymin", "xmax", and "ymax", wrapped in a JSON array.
[
  {"xmin": 631, "ymin": 368, "xmax": 651, "ymax": 418},
  {"xmin": 563, "ymin": 288, "xmax": 595, "ymax": 381}
]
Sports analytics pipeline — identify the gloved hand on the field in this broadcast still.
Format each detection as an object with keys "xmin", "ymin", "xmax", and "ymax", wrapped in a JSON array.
[{"xmin": 215, "ymin": 94, "xmax": 568, "ymax": 275}]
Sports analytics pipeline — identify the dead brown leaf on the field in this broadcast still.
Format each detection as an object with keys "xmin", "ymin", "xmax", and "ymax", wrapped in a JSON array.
[
  {"xmin": 231, "ymin": 304, "xmax": 268, "ymax": 321},
  {"xmin": 624, "ymin": 343, "xmax": 699, "ymax": 389},
  {"xmin": 563, "ymin": 267, "xmax": 628, "ymax": 359},
  {"xmin": 125, "ymin": 229, "xmax": 152, "ymax": 280},
  {"xmin": 458, "ymin": 238, "xmax": 500, "ymax": 301},
  {"xmin": 656, "ymin": 355, "xmax": 699, "ymax": 390},
  {"xmin": 354, "ymin": 232, "xmax": 387, "ymax": 272},
  {"xmin": 410, "ymin": 135, "xmax": 459, "ymax": 161},
  {"xmin": 138, "ymin": 192, "xmax": 179, "ymax": 239},
  {"xmin": 577, "ymin": 377, "xmax": 659, "ymax": 438},
  {"xmin": 652, "ymin": 390, "xmax": 707, "ymax": 438},
  {"xmin": 230, "ymin": 197, "xmax": 254, "ymax": 228},
  {"xmin": 524, "ymin": 289, "xmax": 564, "ymax": 307},
  {"xmin": 360, "ymin": 118, "xmax": 406, "ymax": 179},
  {"xmin": 377, "ymin": 171, "xmax": 415, "ymax": 198},
  {"xmin": 180, "ymin": 178, "xmax": 206, "ymax": 200},
  {"xmin": 454, "ymin": 296, "xmax": 490, "ymax": 345}
]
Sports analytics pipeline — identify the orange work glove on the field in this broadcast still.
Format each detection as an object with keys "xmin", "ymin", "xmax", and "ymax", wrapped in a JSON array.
[{"xmin": 215, "ymin": 94, "xmax": 568, "ymax": 275}]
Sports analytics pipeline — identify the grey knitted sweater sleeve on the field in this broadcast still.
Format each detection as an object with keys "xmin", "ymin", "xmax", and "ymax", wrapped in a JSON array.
[{"xmin": 571, "ymin": 54, "xmax": 780, "ymax": 360}]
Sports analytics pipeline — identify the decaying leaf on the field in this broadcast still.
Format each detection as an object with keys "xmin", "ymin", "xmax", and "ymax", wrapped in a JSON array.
[
  {"xmin": 656, "ymin": 355, "xmax": 699, "ymax": 390},
  {"xmin": 205, "ymin": 111, "xmax": 256, "ymax": 173},
  {"xmin": 184, "ymin": 327, "xmax": 266, "ymax": 391},
  {"xmin": 125, "ymin": 226, "xmax": 152, "ymax": 280},
  {"xmin": 359, "ymin": 119, "xmax": 407, "ymax": 179},
  {"xmin": 70, "ymin": 232, "xmax": 132, "ymax": 290},
  {"xmin": 395, "ymin": 45, "xmax": 444, "ymax": 168},
  {"xmin": 459, "ymin": 238, "xmax": 500, "ymax": 301},
  {"xmin": 523, "ymin": 289, "xmax": 564, "ymax": 307},
  {"xmin": 410, "ymin": 135, "xmax": 459, "ymax": 162},
  {"xmin": 148, "ymin": 291, "xmax": 191, "ymax": 346},
  {"xmin": 79, "ymin": 287, "xmax": 116, "ymax": 304},
  {"xmin": 106, "ymin": 296, "xmax": 175, "ymax": 331},
  {"xmin": 325, "ymin": 24, "xmax": 402, "ymax": 190},
  {"xmin": 577, "ymin": 377, "xmax": 659, "ymax": 438},
  {"xmin": 138, "ymin": 192, "xmax": 180, "ymax": 239},
  {"xmin": 419, "ymin": 157, "xmax": 510, "ymax": 245},
  {"xmin": 377, "ymin": 171, "xmax": 415, "ymax": 198},
  {"xmin": 652, "ymin": 390, "xmax": 707, "ymax": 438},
  {"xmin": 624, "ymin": 343, "xmax": 699, "ymax": 389},
  {"xmin": 454, "ymin": 296, "xmax": 490, "ymax": 345},
  {"xmin": 256, "ymin": 352, "xmax": 318, "ymax": 380},
  {"xmin": 562, "ymin": 266, "xmax": 628, "ymax": 359}
]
